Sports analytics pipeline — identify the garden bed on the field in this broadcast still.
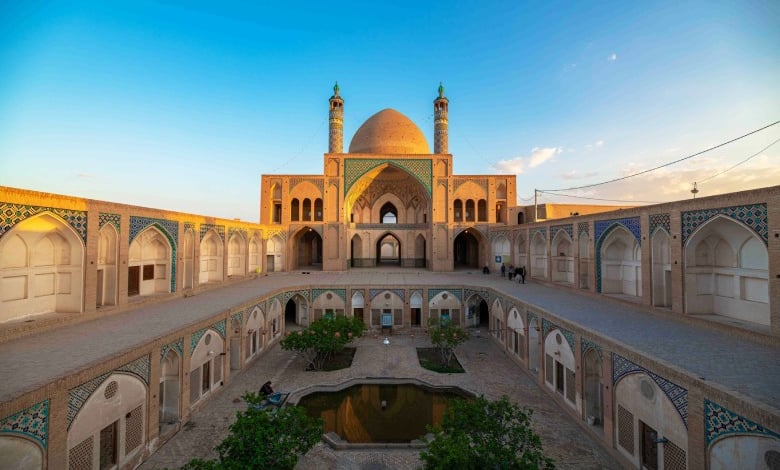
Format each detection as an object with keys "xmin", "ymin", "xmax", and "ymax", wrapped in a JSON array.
[
  {"xmin": 306, "ymin": 347, "xmax": 356, "ymax": 371},
  {"xmin": 416, "ymin": 347, "xmax": 465, "ymax": 373}
]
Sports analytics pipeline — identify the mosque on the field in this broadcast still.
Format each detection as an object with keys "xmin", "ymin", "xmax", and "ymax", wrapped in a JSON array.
[{"xmin": 0, "ymin": 85, "xmax": 778, "ymax": 469}]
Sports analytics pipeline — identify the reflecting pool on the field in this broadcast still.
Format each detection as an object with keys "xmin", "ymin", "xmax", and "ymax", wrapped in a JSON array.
[{"xmin": 296, "ymin": 383, "xmax": 470, "ymax": 443}]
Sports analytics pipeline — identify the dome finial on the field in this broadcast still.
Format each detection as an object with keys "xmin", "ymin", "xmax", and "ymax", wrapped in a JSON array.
[
  {"xmin": 438, "ymin": 82, "xmax": 445, "ymax": 98},
  {"xmin": 333, "ymin": 81, "xmax": 340, "ymax": 97}
]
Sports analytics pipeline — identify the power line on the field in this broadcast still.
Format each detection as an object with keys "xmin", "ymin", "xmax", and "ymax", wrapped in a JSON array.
[
  {"xmin": 540, "ymin": 120, "xmax": 780, "ymax": 192},
  {"xmin": 537, "ymin": 190, "xmax": 659, "ymax": 204},
  {"xmin": 698, "ymin": 137, "xmax": 780, "ymax": 184}
]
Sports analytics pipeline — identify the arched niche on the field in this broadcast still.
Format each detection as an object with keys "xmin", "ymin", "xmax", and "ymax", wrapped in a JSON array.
[
  {"xmin": 429, "ymin": 290, "xmax": 461, "ymax": 326},
  {"xmin": 614, "ymin": 372, "xmax": 688, "ymax": 468},
  {"xmin": 491, "ymin": 235, "xmax": 510, "ymax": 272},
  {"xmin": 312, "ymin": 290, "xmax": 346, "ymax": 321},
  {"xmin": 159, "ymin": 349, "xmax": 180, "ymax": 427},
  {"xmin": 266, "ymin": 235, "xmax": 284, "ymax": 272},
  {"xmin": 190, "ymin": 330, "xmax": 225, "ymax": 406},
  {"xmin": 0, "ymin": 435, "xmax": 43, "ymax": 470},
  {"xmin": 245, "ymin": 306, "xmax": 266, "ymax": 361},
  {"xmin": 684, "ymin": 215, "xmax": 768, "ymax": 325},
  {"xmin": 551, "ymin": 230, "xmax": 574, "ymax": 284},
  {"xmin": 507, "ymin": 308, "xmax": 525, "ymax": 359},
  {"xmin": 543, "ymin": 329, "xmax": 576, "ymax": 409},
  {"xmin": 530, "ymin": 231, "xmax": 548, "ymax": 278},
  {"xmin": 248, "ymin": 234, "xmax": 262, "ymax": 274},
  {"xmin": 199, "ymin": 230, "xmax": 224, "ymax": 284},
  {"xmin": 351, "ymin": 290, "xmax": 365, "ymax": 320},
  {"xmin": 227, "ymin": 232, "xmax": 246, "ymax": 278},
  {"xmin": 292, "ymin": 227, "xmax": 322, "ymax": 269},
  {"xmin": 409, "ymin": 291, "xmax": 423, "ymax": 326},
  {"xmin": 0, "ymin": 212, "xmax": 84, "ymax": 322},
  {"xmin": 709, "ymin": 435, "xmax": 780, "ymax": 470},
  {"xmin": 600, "ymin": 226, "xmax": 641, "ymax": 297},
  {"xmin": 582, "ymin": 348, "xmax": 603, "ymax": 428},
  {"xmin": 490, "ymin": 298, "xmax": 505, "ymax": 343},
  {"xmin": 367, "ymin": 290, "xmax": 404, "ymax": 328},
  {"xmin": 651, "ymin": 228, "xmax": 672, "ymax": 307},
  {"xmin": 268, "ymin": 298, "xmax": 283, "ymax": 338},
  {"xmin": 578, "ymin": 232, "xmax": 591, "ymax": 289},
  {"xmin": 97, "ymin": 224, "xmax": 118, "ymax": 308},
  {"xmin": 67, "ymin": 373, "xmax": 147, "ymax": 470},
  {"xmin": 129, "ymin": 226, "xmax": 173, "ymax": 296},
  {"xmin": 515, "ymin": 233, "xmax": 527, "ymax": 270},
  {"xmin": 453, "ymin": 228, "xmax": 484, "ymax": 269},
  {"xmin": 285, "ymin": 293, "xmax": 309, "ymax": 326}
]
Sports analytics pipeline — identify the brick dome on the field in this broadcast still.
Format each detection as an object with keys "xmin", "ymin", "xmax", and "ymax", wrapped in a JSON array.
[{"xmin": 348, "ymin": 109, "xmax": 430, "ymax": 154}]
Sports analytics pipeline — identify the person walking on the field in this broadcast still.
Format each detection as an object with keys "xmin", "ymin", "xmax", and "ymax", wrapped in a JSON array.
[
  {"xmin": 519, "ymin": 266, "xmax": 526, "ymax": 284},
  {"xmin": 501, "ymin": 264, "xmax": 506, "ymax": 278}
]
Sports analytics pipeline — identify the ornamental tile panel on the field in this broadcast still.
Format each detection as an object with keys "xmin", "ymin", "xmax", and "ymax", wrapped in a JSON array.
[
  {"xmin": 463, "ymin": 288, "xmax": 489, "ymax": 303},
  {"xmin": 190, "ymin": 328, "xmax": 207, "ymax": 355},
  {"xmin": 231, "ymin": 311, "xmax": 244, "ymax": 326},
  {"xmin": 344, "ymin": 158, "xmax": 432, "ymax": 196},
  {"xmin": 427, "ymin": 288, "xmax": 462, "ymax": 302},
  {"xmin": 289, "ymin": 177, "xmax": 324, "ymax": 194},
  {"xmin": 577, "ymin": 222, "xmax": 589, "ymax": 237},
  {"xmin": 541, "ymin": 318, "xmax": 574, "ymax": 350},
  {"xmin": 312, "ymin": 288, "xmax": 347, "ymax": 303},
  {"xmin": 704, "ymin": 399, "xmax": 780, "ymax": 446},
  {"xmin": 161, "ymin": 338, "xmax": 184, "ymax": 359},
  {"xmin": 98, "ymin": 212, "xmax": 121, "ymax": 232},
  {"xmin": 549, "ymin": 224, "xmax": 573, "ymax": 242},
  {"xmin": 0, "ymin": 400, "xmax": 49, "ymax": 449},
  {"xmin": 613, "ymin": 354, "xmax": 688, "ymax": 427},
  {"xmin": 581, "ymin": 337, "xmax": 603, "ymax": 360},
  {"xmin": 117, "ymin": 354, "xmax": 151, "ymax": 384},
  {"xmin": 369, "ymin": 288, "xmax": 406, "ymax": 302},
  {"xmin": 530, "ymin": 227, "xmax": 547, "ymax": 241},
  {"xmin": 682, "ymin": 203, "xmax": 767, "ymax": 245},
  {"xmin": 212, "ymin": 319, "xmax": 226, "ymax": 338},
  {"xmin": 649, "ymin": 213, "xmax": 671, "ymax": 235},
  {"xmin": 184, "ymin": 222, "xmax": 196, "ymax": 231},
  {"xmin": 0, "ymin": 203, "xmax": 87, "ymax": 242},
  {"xmin": 284, "ymin": 289, "xmax": 311, "ymax": 303},
  {"xmin": 228, "ymin": 227, "xmax": 247, "ymax": 240},
  {"xmin": 200, "ymin": 223, "xmax": 225, "ymax": 242}
]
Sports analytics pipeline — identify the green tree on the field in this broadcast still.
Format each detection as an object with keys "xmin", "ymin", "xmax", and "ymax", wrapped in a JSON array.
[
  {"xmin": 180, "ymin": 392, "xmax": 323, "ymax": 470},
  {"xmin": 281, "ymin": 314, "xmax": 364, "ymax": 370},
  {"xmin": 420, "ymin": 395, "xmax": 555, "ymax": 470},
  {"xmin": 427, "ymin": 317, "xmax": 469, "ymax": 367}
]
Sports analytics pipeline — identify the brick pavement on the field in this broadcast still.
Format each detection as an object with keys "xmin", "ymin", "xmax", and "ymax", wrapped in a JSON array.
[{"xmin": 140, "ymin": 332, "xmax": 619, "ymax": 470}]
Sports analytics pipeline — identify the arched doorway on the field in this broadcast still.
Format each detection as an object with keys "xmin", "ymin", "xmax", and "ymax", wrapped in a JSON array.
[
  {"xmin": 199, "ymin": 230, "xmax": 223, "ymax": 284},
  {"xmin": 294, "ymin": 228, "xmax": 322, "ymax": 269},
  {"xmin": 530, "ymin": 231, "xmax": 547, "ymax": 278},
  {"xmin": 159, "ymin": 349, "xmax": 180, "ymax": 431},
  {"xmin": 491, "ymin": 235, "xmax": 510, "ymax": 273},
  {"xmin": 583, "ymin": 348, "xmax": 603, "ymax": 429},
  {"xmin": 227, "ymin": 232, "xmax": 246, "ymax": 278},
  {"xmin": 129, "ymin": 226, "xmax": 172, "ymax": 296},
  {"xmin": 97, "ymin": 224, "xmax": 118, "ymax": 308},
  {"xmin": 285, "ymin": 294, "xmax": 308, "ymax": 326},
  {"xmin": 551, "ymin": 230, "xmax": 574, "ymax": 284},
  {"xmin": 350, "ymin": 234, "xmax": 364, "ymax": 267},
  {"xmin": 454, "ymin": 229, "xmax": 480, "ymax": 269},
  {"xmin": 414, "ymin": 234, "xmax": 426, "ymax": 268},
  {"xmin": 376, "ymin": 233, "xmax": 401, "ymax": 265}
]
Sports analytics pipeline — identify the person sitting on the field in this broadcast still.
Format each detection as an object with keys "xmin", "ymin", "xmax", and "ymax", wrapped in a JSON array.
[{"xmin": 260, "ymin": 381, "xmax": 274, "ymax": 397}]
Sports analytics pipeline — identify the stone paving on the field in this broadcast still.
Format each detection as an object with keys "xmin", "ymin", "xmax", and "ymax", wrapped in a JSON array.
[{"xmin": 140, "ymin": 331, "xmax": 619, "ymax": 470}]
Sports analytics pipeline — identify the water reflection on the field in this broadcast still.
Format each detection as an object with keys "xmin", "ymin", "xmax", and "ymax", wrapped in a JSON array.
[{"xmin": 297, "ymin": 383, "xmax": 467, "ymax": 443}]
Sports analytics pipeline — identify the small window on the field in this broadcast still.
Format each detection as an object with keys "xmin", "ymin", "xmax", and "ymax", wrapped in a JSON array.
[{"xmin": 142, "ymin": 264, "xmax": 154, "ymax": 280}]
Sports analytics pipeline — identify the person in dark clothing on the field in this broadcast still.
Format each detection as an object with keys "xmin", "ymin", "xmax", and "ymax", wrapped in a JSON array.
[
  {"xmin": 518, "ymin": 266, "xmax": 526, "ymax": 284},
  {"xmin": 483, "ymin": 265, "xmax": 490, "ymax": 274},
  {"xmin": 500, "ymin": 264, "xmax": 506, "ymax": 277},
  {"xmin": 513, "ymin": 266, "xmax": 521, "ymax": 280},
  {"xmin": 260, "ymin": 381, "xmax": 274, "ymax": 396}
]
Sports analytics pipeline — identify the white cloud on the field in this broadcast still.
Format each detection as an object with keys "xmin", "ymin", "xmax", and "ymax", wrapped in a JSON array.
[
  {"xmin": 492, "ymin": 147, "xmax": 561, "ymax": 174},
  {"xmin": 607, "ymin": 52, "xmax": 617, "ymax": 61},
  {"xmin": 561, "ymin": 170, "xmax": 599, "ymax": 180},
  {"xmin": 595, "ymin": 140, "xmax": 604, "ymax": 147}
]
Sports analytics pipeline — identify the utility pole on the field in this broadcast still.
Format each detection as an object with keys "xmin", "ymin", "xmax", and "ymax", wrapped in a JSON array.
[{"xmin": 534, "ymin": 189, "xmax": 538, "ymax": 222}]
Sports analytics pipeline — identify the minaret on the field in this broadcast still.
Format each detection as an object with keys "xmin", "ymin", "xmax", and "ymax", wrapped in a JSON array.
[
  {"xmin": 433, "ymin": 82, "xmax": 449, "ymax": 154},
  {"xmin": 328, "ymin": 82, "xmax": 344, "ymax": 153}
]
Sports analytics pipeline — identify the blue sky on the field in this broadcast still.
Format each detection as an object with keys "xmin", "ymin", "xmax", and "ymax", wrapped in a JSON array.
[{"xmin": 1, "ymin": 1, "xmax": 778, "ymax": 221}]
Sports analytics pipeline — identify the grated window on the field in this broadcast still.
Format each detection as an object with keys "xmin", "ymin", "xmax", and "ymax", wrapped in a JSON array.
[
  {"xmin": 104, "ymin": 381, "xmax": 118, "ymax": 400},
  {"xmin": 617, "ymin": 405, "xmax": 634, "ymax": 455},
  {"xmin": 125, "ymin": 405, "xmax": 143, "ymax": 453},
  {"xmin": 69, "ymin": 436, "xmax": 94, "ymax": 470},
  {"xmin": 664, "ymin": 439, "xmax": 687, "ymax": 470}
]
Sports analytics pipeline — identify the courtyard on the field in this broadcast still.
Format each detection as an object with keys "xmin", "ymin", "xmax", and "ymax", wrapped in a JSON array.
[{"xmin": 139, "ymin": 323, "xmax": 619, "ymax": 469}]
